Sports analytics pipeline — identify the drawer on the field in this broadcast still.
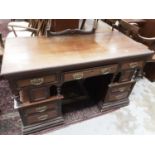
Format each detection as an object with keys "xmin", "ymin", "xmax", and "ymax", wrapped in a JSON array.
[
  {"xmin": 121, "ymin": 61, "xmax": 144, "ymax": 70},
  {"xmin": 25, "ymin": 110, "xmax": 58, "ymax": 125},
  {"xmin": 24, "ymin": 101, "xmax": 58, "ymax": 116},
  {"xmin": 105, "ymin": 81, "xmax": 135, "ymax": 102},
  {"xmin": 17, "ymin": 75, "xmax": 57, "ymax": 88},
  {"xmin": 119, "ymin": 70, "xmax": 135, "ymax": 82},
  {"xmin": 110, "ymin": 81, "xmax": 135, "ymax": 93},
  {"xmin": 107, "ymin": 92, "xmax": 129, "ymax": 102},
  {"xmin": 64, "ymin": 64, "xmax": 118, "ymax": 82}
]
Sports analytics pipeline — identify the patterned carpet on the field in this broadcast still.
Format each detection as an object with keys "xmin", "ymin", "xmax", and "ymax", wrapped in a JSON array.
[{"xmin": 0, "ymin": 77, "xmax": 155, "ymax": 135}]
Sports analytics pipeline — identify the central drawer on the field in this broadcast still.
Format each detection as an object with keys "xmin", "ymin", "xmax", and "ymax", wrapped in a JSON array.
[{"xmin": 64, "ymin": 64, "xmax": 118, "ymax": 82}]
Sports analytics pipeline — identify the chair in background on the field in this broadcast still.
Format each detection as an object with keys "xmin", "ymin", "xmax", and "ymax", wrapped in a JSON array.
[
  {"xmin": 119, "ymin": 19, "xmax": 155, "ymax": 81},
  {"xmin": 134, "ymin": 20, "xmax": 155, "ymax": 81},
  {"xmin": 8, "ymin": 20, "xmax": 29, "ymax": 31},
  {"xmin": 122, "ymin": 20, "xmax": 155, "ymax": 49},
  {"xmin": 135, "ymin": 20, "xmax": 155, "ymax": 48},
  {"xmin": 116, "ymin": 19, "xmax": 143, "ymax": 37},
  {"xmin": 7, "ymin": 19, "xmax": 49, "ymax": 38},
  {"xmin": 105, "ymin": 19, "xmax": 155, "ymax": 81},
  {"xmin": 46, "ymin": 19, "xmax": 98, "ymax": 36}
]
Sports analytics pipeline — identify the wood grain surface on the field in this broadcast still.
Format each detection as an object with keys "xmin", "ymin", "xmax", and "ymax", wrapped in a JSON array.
[{"xmin": 1, "ymin": 21, "xmax": 154, "ymax": 76}]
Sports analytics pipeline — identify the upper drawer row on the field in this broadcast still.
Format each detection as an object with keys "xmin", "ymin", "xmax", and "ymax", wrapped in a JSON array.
[
  {"xmin": 17, "ymin": 64, "xmax": 118, "ymax": 88},
  {"xmin": 17, "ymin": 60, "xmax": 144, "ymax": 88}
]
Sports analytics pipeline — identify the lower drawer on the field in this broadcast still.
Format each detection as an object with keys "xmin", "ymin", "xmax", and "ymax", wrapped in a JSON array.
[
  {"xmin": 25, "ymin": 110, "xmax": 58, "ymax": 125},
  {"xmin": 18, "ymin": 96, "xmax": 63, "ymax": 126},
  {"xmin": 107, "ymin": 91, "xmax": 129, "ymax": 102},
  {"xmin": 24, "ymin": 102, "xmax": 58, "ymax": 116},
  {"xmin": 110, "ymin": 81, "xmax": 135, "ymax": 93}
]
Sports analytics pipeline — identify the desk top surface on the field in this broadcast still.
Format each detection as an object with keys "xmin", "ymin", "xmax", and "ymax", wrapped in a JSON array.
[{"xmin": 1, "ymin": 21, "xmax": 154, "ymax": 76}]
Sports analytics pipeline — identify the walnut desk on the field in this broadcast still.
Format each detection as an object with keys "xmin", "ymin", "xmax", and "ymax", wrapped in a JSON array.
[{"xmin": 1, "ymin": 22, "xmax": 154, "ymax": 134}]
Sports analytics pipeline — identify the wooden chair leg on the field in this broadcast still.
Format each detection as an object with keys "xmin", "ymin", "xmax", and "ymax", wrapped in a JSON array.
[{"xmin": 80, "ymin": 19, "xmax": 86, "ymax": 29}]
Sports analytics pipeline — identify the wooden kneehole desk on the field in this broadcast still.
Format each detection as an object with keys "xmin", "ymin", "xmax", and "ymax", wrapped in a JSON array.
[{"xmin": 1, "ymin": 21, "xmax": 154, "ymax": 134}]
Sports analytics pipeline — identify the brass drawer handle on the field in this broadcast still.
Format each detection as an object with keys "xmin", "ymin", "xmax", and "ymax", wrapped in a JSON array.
[
  {"xmin": 101, "ymin": 68, "xmax": 111, "ymax": 74},
  {"xmin": 30, "ymin": 78, "xmax": 44, "ymax": 86},
  {"xmin": 129, "ymin": 62, "xmax": 138, "ymax": 68},
  {"xmin": 112, "ymin": 87, "xmax": 125, "ymax": 93},
  {"xmin": 38, "ymin": 114, "xmax": 48, "ymax": 121},
  {"xmin": 118, "ymin": 87, "xmax": 126, "ymax": 92},
  {"xmin": 73, "ymin": 72, "xmax": 84, "ymax": 80},
  {"xmin": 35, "ymin": 106, "xmax": 48, "ymax": 113},
  {"xmin": 115, "ymin": 94, "xmax": 127, "ymax": 100}
]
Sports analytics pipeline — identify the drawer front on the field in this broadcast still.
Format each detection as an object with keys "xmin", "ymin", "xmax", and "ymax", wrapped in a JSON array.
[
  {"xmin": 110, "ymin": 81, "xmax": 135, "ymax": 93},
  {"xmin": 17, "ymin": 75, "xmax": 57, "ymax": 88},
  {"xmin": 108, "ymin": 92, "xmax": 129, "ymax": 102},
  {"xmin": 121, "ymin": 61, "xmax": 144, "ymax": 70},
  {"xmin": 64, "ymin": 65, "xmax": 118, "ymax": 82},
  {"xmin": 26, "ymin": 110, "xmax": 58, "ymax": 125},
  {"xmin": 119, "ymin": 70, "xmax": 135, "ymax": 82},
  {"xmin": 105, "ymin": 81, "xmax": 135, "ymax": 102},
  {"xmin": 24, "ymin": 102, "xmax": 59, "ymax": 116}
]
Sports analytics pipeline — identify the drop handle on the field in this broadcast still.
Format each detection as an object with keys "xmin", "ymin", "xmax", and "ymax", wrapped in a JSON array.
[
  {"xmin": 101, "ymin": 68, "xmax": 111, "ymax": 74},
  {"xmin": 30, "ymin": 77, "xmax": 44, "ymax": 86},
  {"xmin": 118, "ymin": 87, "xmax": 126, "ymax": 92},
  {"xmin": 130, "ymin": 62, "xmax": 138, "ymax": 68},
  {"xmin": 35, "ymin": 106, "xmax": 48, "ymax": 113},
  {"xmin": 38, "ymin": 114, "xmax": 48, "ymax": 121},
  {"xmin": 115, "ymin": 93, "xmax": 127, "ymax": 100},
  {"xmin": 73, "ymin": 72, "xmax": 84, "ymax": 80}
]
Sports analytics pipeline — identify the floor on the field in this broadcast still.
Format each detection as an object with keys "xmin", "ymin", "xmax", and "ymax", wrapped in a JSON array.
[{"xmin": 46, "ymin": 78, "xmax": 155, "ymax": 134}]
